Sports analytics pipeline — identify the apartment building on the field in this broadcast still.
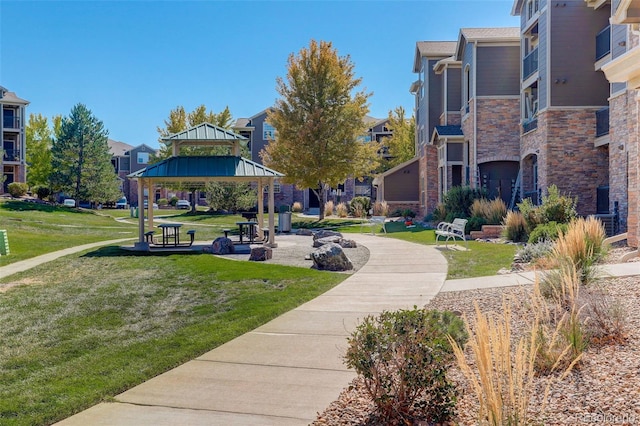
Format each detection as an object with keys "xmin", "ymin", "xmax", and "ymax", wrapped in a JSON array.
[
  {"xmin": 601, "ymin": 0, "xmax": 640, "ymax": 248},
  {"xmin": 410, "ymin": 30, "xmax": 520, "ymax": 216},
  {"xmin": 512, "ymin": 0, "xmax": 611, "ymax": 218},
  {"xmin": 108, "ymin": 139, "xmax": 160, "ymax": 204},
  {"xmin": 234, "ymin": 111, "xmax": 392, "ymax": 212},
  {"xmin": 0, "ymin": 86, "xmax": 29, "ymax": 193}
]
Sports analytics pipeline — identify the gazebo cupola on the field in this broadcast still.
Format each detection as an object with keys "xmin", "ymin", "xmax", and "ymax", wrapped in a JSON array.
[{"xmin": 160, "ymin": 122, "xmax": 249, "ymax": 157}]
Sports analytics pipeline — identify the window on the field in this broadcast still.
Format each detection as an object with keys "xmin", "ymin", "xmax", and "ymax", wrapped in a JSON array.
[
  {"xmin": 527, "ymin": 0, "xmax": 539, "ymax": 20},
  {"xmin": 263, "ymin": 183, "xmax": 281, "ymax": 193},
  {"xmin": 524, "ymin": 85, "xmax": 538, "ymax": 120},
  {"xmin": 263, "ymin": 123, "xmax": 276, "ymax": 140},
  {"xmin": 464, "ymin": 65, "xmax": 471, "ymax": 113},
  {"xmin": 137, "ymin": 152, "xmax": 149, "ymax": 164}
]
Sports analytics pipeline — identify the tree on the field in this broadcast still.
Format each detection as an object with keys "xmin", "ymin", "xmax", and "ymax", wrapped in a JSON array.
[
  {"xmin": 25, "ymin": 113, "xmax": 55, "ymax": 188},
  {"xmin": 204, "ymin": 181, "xmax": 257, "ymax": 213},
  {"xmin": 50, "ymin": 103, "xmax": 120, "ymax": 203},
  {"xmin": 155, "ymin": 104, "xmax": 241, "ymax": 212},
  {"xmin": 378, "ymin": 107, "xmax": 416, "ymax": 172},
  {"xmin": 262, "ymin": 39, "xmax": 379, "ymax": 220}
]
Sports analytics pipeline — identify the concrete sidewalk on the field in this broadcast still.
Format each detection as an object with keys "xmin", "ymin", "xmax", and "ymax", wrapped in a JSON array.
[{"xmin": 56, "ymin": 234, "xmax": 449, "ymax": 425}]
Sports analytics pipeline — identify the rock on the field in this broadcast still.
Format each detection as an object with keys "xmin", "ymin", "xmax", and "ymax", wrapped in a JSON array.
[
  {"xmin": 311, "ymin": 243, "xmax": 353, "ymax": 271},
  {"xmin": 296, "ymin": 228, "xmax": 314, "ymax": 236},
  {"xmin": 210, "ymin": 237, "xmax": 234, "ymax": 254},
  {"xmin": 249, "ymin": 246, "xmax": 272, "ymax": 261},
  {"xmin": 313, "ymin": 230, "xmax": 343, "ymax": 240},
  {"xmin": 313, "ymin": 236, "xmax": 358, "ymax": 248}
]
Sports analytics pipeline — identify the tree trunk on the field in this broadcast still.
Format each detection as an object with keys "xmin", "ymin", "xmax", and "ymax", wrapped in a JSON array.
[
  {"xmin": 190, "ymin": 189, "xmax": 197, "ymax": 213},
  {"xmin": 315, "ymin": 182, "xmax": 326, "ymax": 221}
]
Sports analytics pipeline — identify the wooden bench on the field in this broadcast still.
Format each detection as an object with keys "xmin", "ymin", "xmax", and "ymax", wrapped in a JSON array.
[
  {"xmin": 186, "ymin": 229, "xmax": 196, "ymax": 246},
  {"xmin": 368, "ymin": 216, "xmax": 387, "ymax": 235},
  {"xmin": 435, "ymin": 218, "xmax": 468, "ymax": 248}
]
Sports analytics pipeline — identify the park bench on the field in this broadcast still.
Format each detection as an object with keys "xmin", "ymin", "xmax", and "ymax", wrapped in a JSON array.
[
  {"xmin": 186, "ymin": 229, "xmax": 196, "ymax": 246},
  {"xmin": 144, "ymin": 230, "xmax": 156, "ymax": 244},
  {"xmin": 435, "ymin": 218, "xmax": 468, "ymax": 249},
  {"xmin": 368, "ymin": 216, "xmax": 387, "ymax": 235}
]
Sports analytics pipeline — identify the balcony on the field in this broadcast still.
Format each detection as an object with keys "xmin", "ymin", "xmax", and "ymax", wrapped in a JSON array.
[
  {"xmin": 2, "ymin": 149, "xmax": 21, "ymax": 162},
  {"xmin": 595, "ymin": 25, "xmax": 611, "ymax": 61},
  {"xmin": 2, "ymin": 115, "xmax": 21, "ymax": 130},
  {"xmin": 523, "ymin": 48, "xmax": 539, "ymax": 80},
  {"xmin": 522, "ymin": 118, "xmax": 538, "ymax": 133},
  {"xmin": 596, "ymin": 106, "xmax": 610, "ymax": 137}
]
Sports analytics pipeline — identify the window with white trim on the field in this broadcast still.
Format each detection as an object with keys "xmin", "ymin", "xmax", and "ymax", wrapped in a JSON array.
[
  {"xmin": 263, "ymin": 123, "xmax": 276, "ymax": 140},
  {"xmin": 263, "ymin": 182, "xmax": 281, "ymax": 193},
  {"xmin": 137, "ymin": 152, "xmax": 149, "ymax": 164}
]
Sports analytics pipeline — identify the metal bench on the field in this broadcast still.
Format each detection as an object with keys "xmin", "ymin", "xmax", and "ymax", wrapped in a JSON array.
[
  {"xmin": 144, "ymin": 230, "xmax": 156, "ymax": 244},
  {"xmin": 186, "ymin": 229, "xmax": 196, "ymax": 246},
  {"xmin": 368, "ymin": 216, "xmax": 387, "ymax": 235},
  {"xmin": 435, "ymin": 218, "xmax": 468, "ymax": 248}
]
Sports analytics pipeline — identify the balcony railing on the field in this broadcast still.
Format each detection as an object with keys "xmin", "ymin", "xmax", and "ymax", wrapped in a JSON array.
[
  {"xmin": 595, "ymin": 25, "xmax": 611, "ymax": 61},
  {"xmin": 523, "ymin": 48, "xmax": 539, "ymax": 80},
  {"xmin": 522, "ymin": 118, "xmax": 538, "ymax": 133},
  {"xmin": 596, "ymin": 106, "xmax": 610, "ymax": 137},
  {"xmin": 2, "ymin": 149, "xmax": 21, "ymax": 161},
  {"xmin": 2, "ymin": 116, "xmax": 21, "ymax": 129}
]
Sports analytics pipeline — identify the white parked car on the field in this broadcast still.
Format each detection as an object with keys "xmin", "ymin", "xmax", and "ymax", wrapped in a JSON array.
[
  {"xmin": 143, "ymin": 200, "xmax": 158, "ymax": 209},
  {"xmin": 115, "ymin": 197, "xmax": 128, "ymax": 209},
  {"xmin": 63, "ymin": 199, "xmax": 76, "ymax": 207},
  {"xmin": 176, "ymin": 200, "xmax": 191, "ymax": 209}
]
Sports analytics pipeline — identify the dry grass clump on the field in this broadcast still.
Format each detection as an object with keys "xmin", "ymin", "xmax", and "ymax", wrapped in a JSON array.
[
  {"xmin": 471, "ymin": 198, "xmax": 507, "ymax": 225},
  {"xmin": 324, "ymin": 201, "xmax": 334, "ymax": 217},
  {"xmin": 372, "ymin": 201, "xmax": 388, "ymax": 216},
  {"xmin": 291, "ymin": 201, "xmax": 303, "ymax": 213},
  {"xmin": 335, "ymin": 202, "xmax": 348, "ymax": 218},
  {"xmin": 502, "ymin": 210, "xmax": 528, "ymax": 243}
]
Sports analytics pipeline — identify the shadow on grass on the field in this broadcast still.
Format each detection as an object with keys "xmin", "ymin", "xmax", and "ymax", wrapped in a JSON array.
[
  {"xmin": 81, "ymin": 245, "xmax": 201, "ymax": 258},
  {"xmin": 0, "ymin": 200, "xmax": 84, "ymax": 214}
]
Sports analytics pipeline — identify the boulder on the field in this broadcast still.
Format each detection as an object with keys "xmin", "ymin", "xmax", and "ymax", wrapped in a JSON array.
[
  {"xmin": 313, "ymin": 230, "xmax": 343, "ymax": 240},
  {"xmin": 296, "ymin": 228, "xmax": 314, "ymax": 236},
  {"xmin": 311, "ymin": 243, "xmax": 353, "ymax": 271},
  {"xmin": 249, "ymin": 246, "xmax": 272, "ymax": 261},
  {"xmin": 313, "ymin": 236, "xmax": 357, "ymax": 248},
  {"xmin": 210, "ymin": 237, "xmax": 235, "ymax": 255}
]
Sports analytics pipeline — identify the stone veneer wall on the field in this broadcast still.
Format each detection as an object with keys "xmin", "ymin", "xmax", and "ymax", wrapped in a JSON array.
[
  {"xmin": 522, "ymin": 109, "xmax": 609, "ymax": 216},
  {"xmin": 608, "ymin": 91, "xmax": 632, "ymax": 233},
  {"xmin": 476, "ymin": 98, "xmax": 521, "ymax": 163},
  {"xmin": 419, "ymin": 144, "xmax": 439, "ymax": 217},
  {"xmin": 627, "ymin": 91, "xmax": 639, "ymax": 248}
]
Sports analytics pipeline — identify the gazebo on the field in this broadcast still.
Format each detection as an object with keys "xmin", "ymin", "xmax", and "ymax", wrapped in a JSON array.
[{"xmin": 128, "ymin": 123, "xmax": 284, "ymax": 250}]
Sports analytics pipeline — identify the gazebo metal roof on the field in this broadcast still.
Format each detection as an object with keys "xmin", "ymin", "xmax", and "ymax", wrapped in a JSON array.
[
  {"xmin": 128, "ymin": 156, "xmax": 284, "ymax": 180},
  {"xmin": 160, "ymin": 122, "xmax": 249, "ymax": 148}
]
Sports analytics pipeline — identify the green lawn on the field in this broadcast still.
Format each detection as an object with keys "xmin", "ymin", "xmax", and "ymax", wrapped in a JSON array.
[{"xmin": 0, "ymin": 248, "xmax": 346, "ymax": 425}]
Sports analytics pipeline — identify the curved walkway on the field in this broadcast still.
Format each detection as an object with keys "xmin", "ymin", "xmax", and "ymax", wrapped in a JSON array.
[{"xmin": 55, "ymin": 233, "xmax": 449, "ymax": 425}]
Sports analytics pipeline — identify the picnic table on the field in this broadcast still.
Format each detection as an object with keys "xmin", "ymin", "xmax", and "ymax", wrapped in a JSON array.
[
  {"xmin": 236, "ymin": 221, "xmax": 258, "ymax": 244},
  {"xmin": 158, "ymin": 223, "xmax": 182, "ymax": 246}
]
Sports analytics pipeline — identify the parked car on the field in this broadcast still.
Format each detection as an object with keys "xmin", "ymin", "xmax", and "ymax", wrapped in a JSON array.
[
  {"xmin": 143, "ymin": 200, "xmax": 158, "ymax": 209},
  {"xmin": 63, "ymin": 199, "xmax": 76, "ymax": 207},
  {"xmin": 176, "ymin": 200, "xmax": 191, "ymax": 209},
  {"xmin": 115, "ymin": 197, "xmax": 128, "ymax": 209}
]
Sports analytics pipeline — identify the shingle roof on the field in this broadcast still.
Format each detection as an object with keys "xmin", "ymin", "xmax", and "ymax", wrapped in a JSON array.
[
  {"xmin": 434, "ymin": 125, "xmax": 464, "ymax": 136},
  {"xmin": 128, "ymin": 156, "xmax": 284, "ymax": 179},
  {"xmin": 416, "ymin": 41, "xmax": 457, "ymax": 56},
  {"xmin": 107, "ymin": 139, "xmax": 134, "ymax": 156},
  {"xmin": 0, "ymin": 91, "xmax": 29, "ymax": 105},
  {"xmin": 459, "ymin": 27, "xmax": 520, "ymax": 41}
]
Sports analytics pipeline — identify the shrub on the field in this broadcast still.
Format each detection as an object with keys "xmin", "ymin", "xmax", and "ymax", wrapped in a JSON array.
[
  {"xmin": 372, "ymin": 200, "xmax": 388, "ymax": 216},
  {"xmin": 349, "ymin": 196, "xmax": 371, "ymax": 218},
  {"xmin": 431, "ymin": 203, "xmax": 448, "ymax": 222},
  {"xmin": 345, "ymin": 308, "xmax": 467, "ymax": 424},
  {"xmin": 157, "ymin": 198, "xmax": 168, "ymax": 206},
  {"xmin": 169, "ymin": 196, "xmax": 179, "ymax": 207},
  {"xmin": 539, "ymin": 185, "xmax": 577, "ymax": 224},
  {"xmin": 7, "ymin": 182, "xmax": 28, "ymax": 197},
  {"xmin": 33, "ymin": 185, "xmax": 51, "ymax": 200},
  {"xmin": 502, "ymin": 210, "xmax": 528, "ymax": 242},
  {"xmin": 517, "ymin": 197, "xmax": 541, "ymax": 233},
  {"xmin": 528, "ymin": 221, "xmax": 568, "ymax": 244},
  {"xmin": 441, "ymin": 186, "xmax": 486, "ymax": 219},
  {"xmin": 402, "ymin": 208, "xmax": 416, "ymax": 219},
  {"xmin": 291, "ymin": 201, "xmax": 303, "ymax": 213},
  {"xmin": 466, "ymin": 215, "xmax": 486, "ymax": 233},
  {"xmin": 323, "ymin": 200, "xmax": 334, "ymax": 217},
  {"xmin": 335, "ymin": 202, "xmax": 348, "ymax": 218},
  {"xmin": 514, "ymin": 240, "xmax": 554, "ymax": 264}
]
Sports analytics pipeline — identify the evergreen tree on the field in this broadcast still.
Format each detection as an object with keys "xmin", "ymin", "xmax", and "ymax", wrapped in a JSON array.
[
  {"xmin": 262, "ymin": 40, "xmax": 378, "ymax": 220},
  {"xmin": 50, "ymin": 103, "xmax": 120, "ymax": 203}
]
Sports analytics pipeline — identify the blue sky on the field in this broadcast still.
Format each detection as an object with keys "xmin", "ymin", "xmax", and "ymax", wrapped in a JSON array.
[{"xmin": 1, "ymin": 0, "xmax": 518, "ymax": 148}]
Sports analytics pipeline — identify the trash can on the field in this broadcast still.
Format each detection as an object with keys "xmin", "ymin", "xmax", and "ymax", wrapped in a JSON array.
[{"xmin": 278, "ymin": 206, "xmax": 292, "ymax": 233}]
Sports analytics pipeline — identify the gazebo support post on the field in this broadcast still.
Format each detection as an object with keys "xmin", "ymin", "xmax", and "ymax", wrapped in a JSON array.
[
  {"xmin": 266, "ymin": 177, "xmax": 277, "ymax": 247},
  {"xmin": 147, "ymin": 182, "xmax": 154, "ymax": 229},
  {"xmin": 134, "ymin": 178, "xmax": 149, "ymax": 250},
  {"xmin": 257, "ymin": 179, "xmax": 265, "ymax": 240}
]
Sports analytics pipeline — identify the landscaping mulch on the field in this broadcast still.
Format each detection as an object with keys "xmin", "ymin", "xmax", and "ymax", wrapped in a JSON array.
[{"xmin": 313, "ymin": 248, "xmax": 640, "ymax": 425}]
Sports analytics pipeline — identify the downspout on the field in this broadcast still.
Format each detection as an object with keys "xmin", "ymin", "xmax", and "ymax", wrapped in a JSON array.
[
  {"xmin": 443, "ymin": 66, "xmax": 448, "ymax": 125},
  {"xmin": 473, "ymin": 40, "xmax": 478, "ymax": 187}
]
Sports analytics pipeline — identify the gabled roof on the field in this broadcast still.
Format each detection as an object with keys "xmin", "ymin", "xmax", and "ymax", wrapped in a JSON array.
[
  {"xmin": 431, "ymin": 125, "xmax": 464, "ymax": 144},
  {"xmin": 128, "ymin": 155, "xmax": 284, "ymax": 180},
  {"xmin": 413, "ymin": 41, "xmax": 457, "ymax": 72},
  {"xmin": 455, "ymin": 27, "xmax": 520, "ymax": 60},
  {"xmin": 0, "ymin": 91, "xmax": 29, "ymax": 105},
  {"xmin": 160, "ymin": 122, "xmax": 248, "ymax": 144},
  {"xmin": 233, "ymin": 118, "xmax": 252, "ymax": 129},
  {"xmin": 107, "ymin": 139, "xmax": 134, "ymax": 156}
]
